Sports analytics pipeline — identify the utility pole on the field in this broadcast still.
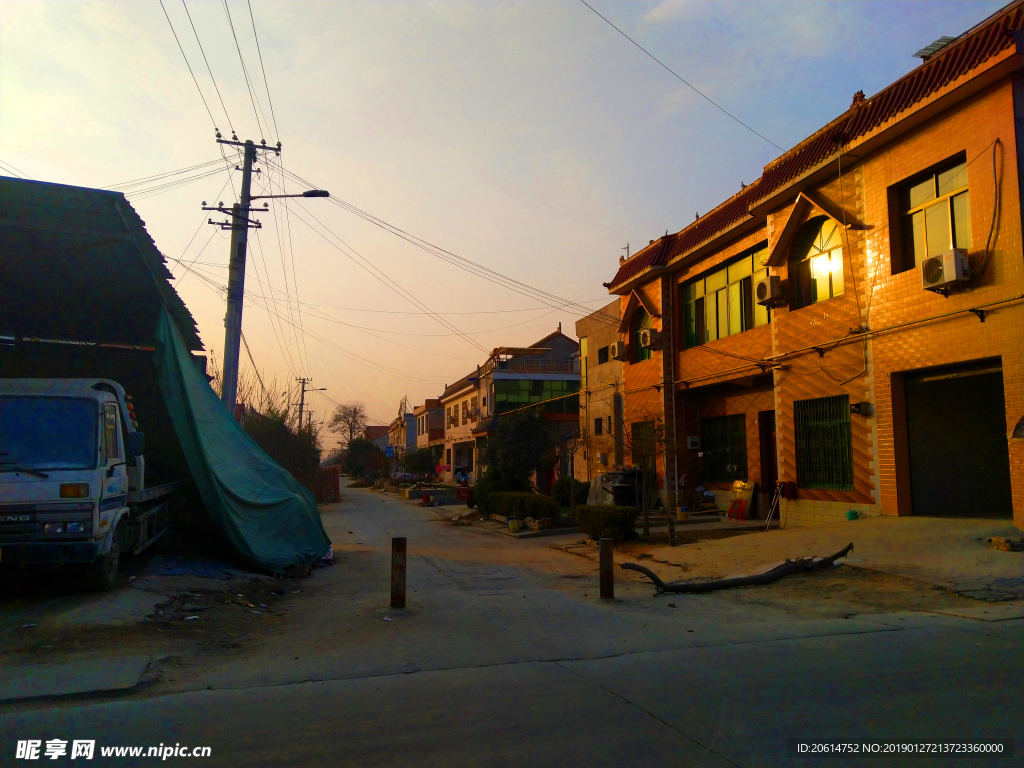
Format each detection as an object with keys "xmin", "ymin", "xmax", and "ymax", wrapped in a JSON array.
[
  {"xmin": 295, "ymin": 377, "xmax": 325, "ymax": 431},
  {"xmin": 204, "ymin": 132, "xmax": 328, "ymax": 418}
]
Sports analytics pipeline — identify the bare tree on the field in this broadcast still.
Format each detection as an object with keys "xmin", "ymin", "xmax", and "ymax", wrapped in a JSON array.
[{"xmin": 328, "ymin": 401, "xmax": 369, "ymax": 448}]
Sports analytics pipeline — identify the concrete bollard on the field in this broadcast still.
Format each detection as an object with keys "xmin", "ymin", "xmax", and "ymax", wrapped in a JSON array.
[
  {"xmin": 599, "ymin": 537, "xmax": 614, "ymax": 599},
  {"xmin": 391, "ymin": 537, "xmax": 407, "ymax": 609}
]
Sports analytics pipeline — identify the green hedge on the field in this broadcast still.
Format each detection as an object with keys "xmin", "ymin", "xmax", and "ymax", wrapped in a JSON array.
[
  {"xmin": 474, "ymin": 469, "xmax": 511, "ymax": 514},
  {"xmin": 575, "ymin": 505, "xmax": 638, "ymax": 542},
  {"xmin": 489, "ymin": 492, "xmax": 559, "ymax": 520},
  {"xmin": 552, "ymin": 477, "xmax": 591, "ymax": 508}
]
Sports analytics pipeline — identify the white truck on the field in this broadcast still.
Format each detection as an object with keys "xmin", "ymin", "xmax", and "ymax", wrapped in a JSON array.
[{"xmin": 0, "ymin": 378, "xmax": 180, "ymax": 590}]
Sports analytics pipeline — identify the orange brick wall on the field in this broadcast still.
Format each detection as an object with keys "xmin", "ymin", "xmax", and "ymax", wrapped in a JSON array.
[{"xmin": 612, "ymin": 72, "xmax": 1024, "ymax": 530}]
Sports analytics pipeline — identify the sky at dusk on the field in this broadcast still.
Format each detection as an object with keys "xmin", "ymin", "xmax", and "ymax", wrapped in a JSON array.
[{"xmin": 0, "ymin": 0, "xmax": 1006, "ymax": 436}]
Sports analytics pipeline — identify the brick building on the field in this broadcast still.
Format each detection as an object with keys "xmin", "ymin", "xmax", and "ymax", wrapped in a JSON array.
[
  {"xmin": 413, "ymin": 399, "xmax": 444, "ymax": 463},
  {"xmin": 604, "ymin": 2, "xmax": 1024, "ymax": 529}
]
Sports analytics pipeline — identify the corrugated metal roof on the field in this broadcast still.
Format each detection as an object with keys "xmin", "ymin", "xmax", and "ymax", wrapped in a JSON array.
[
  {"xmin": 0, "ymin": 177, "xmax": 203, "ymax": 350},
  {"xmin": 607, "ymin": 0, "xmax": 1024, "ymax": 290}
]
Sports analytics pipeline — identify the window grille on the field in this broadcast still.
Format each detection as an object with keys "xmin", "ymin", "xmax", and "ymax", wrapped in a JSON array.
[
  {"xmin": 794, "ymin": 395, "xmax": 853, "ymax": 490},
  {"xmin": 701, "ymin": 414, "xmax": 747, "ymax": 482}
]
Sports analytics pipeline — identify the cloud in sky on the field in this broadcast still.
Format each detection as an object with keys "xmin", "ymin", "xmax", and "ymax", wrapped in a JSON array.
[{"xmin": 0, "ymin": 0, "xmax": 1005, "ymax": 430}]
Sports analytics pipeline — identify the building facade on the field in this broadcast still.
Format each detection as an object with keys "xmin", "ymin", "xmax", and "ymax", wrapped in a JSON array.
[
  {"xmin": 575, "ymin": 300, "xmax": 624, "ymax": 481},
  {"xmin": 413, "ymin": 399, "xmax": 444, "ymax": 464},
  {"xmin": 439, "ymin": 328, "xmax": 581, "ymax": 486},
  {"xmin": 387, "ymin": 413, "xmax": 417, "ymax": 468},
  {"xmin": 604, "ymin": 2, "xmax": 1024, "ymax": 529}
]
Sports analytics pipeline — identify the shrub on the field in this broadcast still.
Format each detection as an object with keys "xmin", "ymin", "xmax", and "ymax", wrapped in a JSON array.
[
  {"xmin": 474, "ymin": 468, "xmax": 511, "ymax": 515},
  {"xmin": 552, "ymin": 477, "xmax": 591, "ymax": 508},
  {"xmin": 488, "ymin": 492, "xmax": 559, "ymax": 521},
  {"xmin": 575, "ymin": 505, "xmax": 638, "ymax": 542}
]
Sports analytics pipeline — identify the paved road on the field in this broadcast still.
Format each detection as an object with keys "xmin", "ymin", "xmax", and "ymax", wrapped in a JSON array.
[{"xmin": 2, "ymin": 489, "xmax": 1022, "ymax": 767}]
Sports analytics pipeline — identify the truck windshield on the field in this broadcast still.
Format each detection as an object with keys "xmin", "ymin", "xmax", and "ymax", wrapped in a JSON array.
[{"xmin": 0, "ymin": 396, "xmax": 97, "ymax": 470}]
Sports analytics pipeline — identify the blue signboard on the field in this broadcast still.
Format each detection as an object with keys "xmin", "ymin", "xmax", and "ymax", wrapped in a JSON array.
[{"xmin": 386, "ymin": 446, "xmax": 394, "ymax": 458}]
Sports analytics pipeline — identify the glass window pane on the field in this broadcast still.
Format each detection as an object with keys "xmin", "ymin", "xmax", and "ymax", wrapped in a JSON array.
[
  {"xmin": 705, "ymin": 267, "xmax": 727, "ymax": 293},
  {"xmin": 751, "ymin": 246, "xmax": 768, "ymax": 268},
  {"xmin": 925, "ymin": 201, "xmax": 951, "ymax": 257},
  {"xmin": 705, "ymin": 292, "xmax": 718, "ymax": 342},
  {"xmin": 817, "ymin": 219, "xmax": 842, "ymax": 253},
  {"xmin": 906, "ymin": 176, "xmax": 936, "ymax": 210},
  {"xmin": 829, "ymin": 249, "xmax": 844, "ymax": 297},
  {"xmin": 728, "ymin": 282, "xmax": 742, "ymax": 337},
  {"xmin": 728, "ymin": 257, "xmax": 752, "ymax": 283},
  {"xmin": 952, "ymin": 191, "xmax": 971, "ymax": 250},
  {"xmin": 717, "ymin": 288, "xmax": 728, "ymax": 339},
  {"xmin": 692, "ymin": 280, "xmax": 703, "ymax": 299},
  {"xmin": 900, "ymin": 213, "xmax": 925, "ymax": 269},
  {"xmin": 740, "ymin": 276, "xmax": 754, "ymax": 331},
  {"xmin": 810, "ymin": 254, "xmax": 831, "ymax": 303},
  {"xmin": 937, "ymin": 162, "xmax": 967, "ymax": 197},
  {"xmin": 694, "ymin": 297, "xmax": 705, "ymax": 346},
  {"xmin": 754, "ymin": 292, "xmax": 769, "ymax": 327}
]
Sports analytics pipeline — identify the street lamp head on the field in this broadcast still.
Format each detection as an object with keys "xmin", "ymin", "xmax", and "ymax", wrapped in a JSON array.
[{"xmin": 302, "ymin": 190, "xmax": 330, "ymax": 198}]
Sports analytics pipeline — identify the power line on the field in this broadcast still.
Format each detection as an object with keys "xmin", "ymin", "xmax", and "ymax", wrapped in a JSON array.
[
  {"xmin": 252, "ymin": 227, "xmax": 303, "ymax": 376},
  {"xmin": 103, "ymin": 158, "xmax": 225, "ymax": 190},
  {"xmin": 247, "ymin": 0, "xmax": 280, "ymax": 141},
  {"xmin": 577, "ymin": 0, "xmax": 784, "ymax": 153},
  {"xmin": 273, "ymin": 197, "xmax": 491, "ymax": 355},
  {"xmin": 182, "ymin": 0, "xmax": 235, "ymax": 135},
  {"xmin": 159, "ymin": 0, "xmax": 219, "ymax": 131},
  {"xmin": 256, "ymin": 170, "xmax": 311, "ymax": 377},
  {"xmin": 221, "ymin": 0, "xmax": 270, "ymax": 140},
  {"xmin": 267, "ymin": 160, "xmax": 621, "ymax": 326},
  {"xmin": 0, "ymin": 159, "xmax": 31, "ymax": 179},
  {"xmin": 123, "ymin": 166, "xmax": 229, "ymax": 201},
  {"xmin": 177, "ymin": 261, "xmax": 449, "ymax": 385},
  {"xmin": 240, "ymin": 330, "xmax": 272, "ymax": 403}
]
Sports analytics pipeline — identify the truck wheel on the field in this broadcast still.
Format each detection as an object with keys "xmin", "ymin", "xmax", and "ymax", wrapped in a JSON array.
[{"xmin": 91, "ymin": 528, "xmax": 120, "ymax": 591}]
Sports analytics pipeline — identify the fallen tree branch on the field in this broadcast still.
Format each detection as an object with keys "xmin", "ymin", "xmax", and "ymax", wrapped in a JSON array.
[{"xmin": 620, "ymin": 543, "xmax": 854, "ymax": 594}]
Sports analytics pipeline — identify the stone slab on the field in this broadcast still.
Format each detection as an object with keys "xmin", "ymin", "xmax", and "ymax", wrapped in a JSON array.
[
  {"xmin": 927, "ymin": 603, "xmax": 1024, "ymax": 622},
  {"xmin": 0, "ymin": 655, "xmax": 150, "ymax": 702}
]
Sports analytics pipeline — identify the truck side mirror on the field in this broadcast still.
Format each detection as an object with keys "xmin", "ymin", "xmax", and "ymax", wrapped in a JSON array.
[{"xmin": 128, "ymin": 431, "xmax": 145, "ymax": 456}]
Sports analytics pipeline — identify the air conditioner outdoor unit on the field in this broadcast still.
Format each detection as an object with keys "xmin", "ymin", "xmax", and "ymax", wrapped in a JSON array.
[
  {"xmin": 755, "ymin": 274, "xmax": 784, "ymax": 307},
  {"xmin": 639, "ymin": 329, "xmax": 661, "ymax": 350},
  {"xmin": 921, "ymin": 249, "xmax": 969, "ymax": 292},
  {"xmin": 609, "ymin": 341, "xmax": 627, "ymax": 360}
]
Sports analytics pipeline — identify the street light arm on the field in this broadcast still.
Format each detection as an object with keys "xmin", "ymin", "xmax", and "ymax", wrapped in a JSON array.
[{"xmin": 249, "ymin": 190, "xmax": 329, "ymax": 200}]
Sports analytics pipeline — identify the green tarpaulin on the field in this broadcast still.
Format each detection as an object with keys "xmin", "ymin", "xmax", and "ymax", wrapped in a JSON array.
[{"xmin": 154, "ymin": 308, "xmax": 331, "ymax": 574}]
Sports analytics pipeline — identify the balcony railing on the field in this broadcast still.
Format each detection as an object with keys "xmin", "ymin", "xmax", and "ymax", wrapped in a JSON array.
[{"xmin": 486, "ymin": 358, "xmax": 579, "ymax": 374}]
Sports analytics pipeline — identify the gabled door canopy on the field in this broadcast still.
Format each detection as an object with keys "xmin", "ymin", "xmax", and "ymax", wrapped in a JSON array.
[
  {"xmin": 765, "ymin": 191, "xmax": 864, "ymax": 267},
  {"xmin": 617, "ymin": 288, "xmax": 660, "ymax": 334}
]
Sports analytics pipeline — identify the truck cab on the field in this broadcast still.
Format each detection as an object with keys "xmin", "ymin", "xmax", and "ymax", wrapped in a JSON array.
[{"xmin": 0, "ymin": 378, "xmax": 170, "ymax": 590}]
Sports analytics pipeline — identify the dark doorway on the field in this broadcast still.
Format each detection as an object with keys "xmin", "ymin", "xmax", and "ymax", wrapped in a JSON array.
[
  {"xmin": 758, "ymin": 410, "xmax": 778, "ymax": 491},
  {"xmin": 905, "ymin": 361, "xmax": 1013, "ymax": 518}
]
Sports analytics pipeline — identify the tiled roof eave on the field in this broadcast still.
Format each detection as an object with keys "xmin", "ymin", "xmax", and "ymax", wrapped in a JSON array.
[{"xmin": 748, "ymin": 45, "xmax": 1023, "ymax": 215}]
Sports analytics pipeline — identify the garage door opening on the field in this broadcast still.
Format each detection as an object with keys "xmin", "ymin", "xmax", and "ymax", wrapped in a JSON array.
[{"xmin": 898, "ymin": 359, "xmax": 1013, "ymax": 518}]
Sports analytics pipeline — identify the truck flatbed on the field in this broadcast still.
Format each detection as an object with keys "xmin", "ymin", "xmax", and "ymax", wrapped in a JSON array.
[{"xmin": 127, "ymin": 481, "xmax": 186, "ymax": 504}]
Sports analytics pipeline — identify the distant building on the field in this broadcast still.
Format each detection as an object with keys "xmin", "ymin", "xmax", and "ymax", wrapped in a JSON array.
[
  {"xmin": 439, "ymin": 326, "xmax": 580, "ymax": 488},
  {"xmin": 387, "ymin": 413, "xmax": 417, "ymax": 465},
  {"xmin": 364, "ymin": 425, "xmax": 389, "ymax": 452},
  {"xmin": 575, "ymin": 299, "xmax": 623, "ymax": 481},
  {"xmin": 414, "ymin": 399, "xmax": 444, "ymax": 463}
]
